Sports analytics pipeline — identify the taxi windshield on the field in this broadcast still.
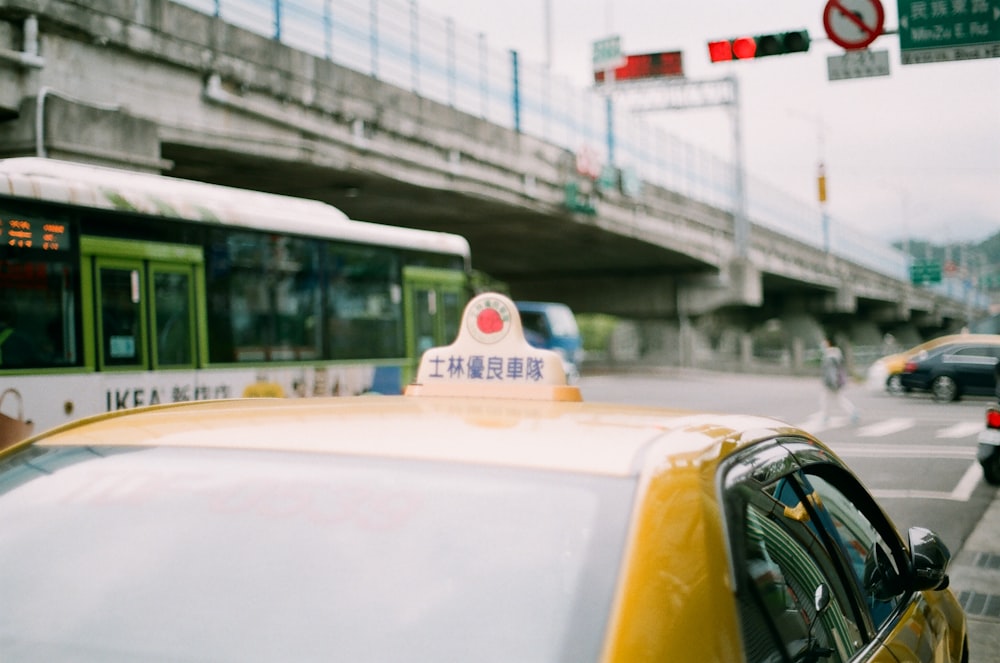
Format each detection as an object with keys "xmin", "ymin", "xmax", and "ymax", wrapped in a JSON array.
[{"xmin": 0, "ymin": 445, "xmax": 634, "ymax": 662}]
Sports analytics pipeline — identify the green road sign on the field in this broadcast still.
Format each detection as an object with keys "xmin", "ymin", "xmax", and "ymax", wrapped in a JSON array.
[
  {"xmin": 910, "ymin": 260, "xmax": 942, "ymax": 284},
  {"xmin": 592, "ymin": 36, "xmax": 625, "ymax": 72},
  {"xmin": 898, "ymin": 0, "xmax": 1000, "ymax": 64}
]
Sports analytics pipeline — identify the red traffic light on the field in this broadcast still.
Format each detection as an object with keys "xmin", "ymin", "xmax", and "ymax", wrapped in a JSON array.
[
  {"xmin": 708, "ymin": 40, "xmax": 733, "ymax": 62},
  {"xmin": 732, "ymin": 36, "xmax": 757, "ymax": 59},
  {"xmin": 708, "ymin": 30, "xmax": 810, "ymax": 63},
  {"xmin": 707, "ymin": 36, "xmax": 758, "ymax": 62}
]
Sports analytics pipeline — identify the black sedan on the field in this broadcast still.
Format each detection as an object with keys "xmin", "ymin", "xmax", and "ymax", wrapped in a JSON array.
[{"xmin": 899, "ymin": 340, "xmax": 1000, "ymax": 402}]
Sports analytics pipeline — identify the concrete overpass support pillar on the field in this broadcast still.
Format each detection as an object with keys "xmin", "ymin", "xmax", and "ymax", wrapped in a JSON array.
[
  {"xmin": 831, "ymin": 284, "xmax": 858, "ymax": 314},
  {"xmin": 679, "ymin": 317, "xmax": 698, "ymax": 368},
  {"xmin": 672, "ymin": 258, "xmax": 764, "ymax": 369},
  {"xmin": 677, "ymin": 258, "xmax": 763, "ymax": 317},
  {"xmin": 792, "ymin": 336, "xmax": 805, "ymax": 371},
  {"xmin": 605, "ymin": 319, "xmax": 690, "ymax": 367},
  {"xmin": 847, "ymin": 319, "xmax": 884, "ymax": 346},
  {"xmin": 740, "ymin": 333, "xmax": 753, "ymax": 371},
  {"xmin": 845, "ymin": 318, "xmax": 885, "ymax": 374},
  {"xmin": 780, "ymin": 311, "xmax": 824, "ymax": 373},
  {"xmin": 608, "ymin": 321, "xmax": 641, "ymax": 363},
  {"xmin": 637, "ymin": 320, "xmax": 683, "ymax": 365},
  {"xmin": 883, "ymin": 323, "xmax": 922, "ymax": 348}
]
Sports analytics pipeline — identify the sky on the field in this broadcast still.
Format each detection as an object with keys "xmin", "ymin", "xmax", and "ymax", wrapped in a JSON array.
[{"xmin": 415, "ymin": 0, "xmax": 1000, "ymax": 246}]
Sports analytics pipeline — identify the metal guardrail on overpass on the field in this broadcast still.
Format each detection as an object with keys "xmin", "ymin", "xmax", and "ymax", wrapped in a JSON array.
[{"xmin": 177, "ymin": 0, "xmax": 987, "ymax": 310}]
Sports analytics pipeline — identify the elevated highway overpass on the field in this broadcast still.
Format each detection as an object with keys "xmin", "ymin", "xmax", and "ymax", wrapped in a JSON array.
[{"xmin": 0, "ymin": 0, "xmax": 986, "ymax": 369}]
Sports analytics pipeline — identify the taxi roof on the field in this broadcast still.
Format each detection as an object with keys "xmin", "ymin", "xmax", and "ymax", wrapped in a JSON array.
[
  {"xmin": 17, "ymin": 293, "xmax": 806, "ymax": 476},
  {"xmin": 882, "ymin": 333, "xmax": 1000, "ymax": 365},
  {"xmin": 28, "ymin": 396, "xmax": 800, "ymax": 478}
]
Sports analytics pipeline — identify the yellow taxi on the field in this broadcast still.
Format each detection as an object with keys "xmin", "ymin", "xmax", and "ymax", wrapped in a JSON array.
[
  {"xmin": 0, "ymin": 293, "xmax": 967, "ymax": 662},
  {"xmin": 866, "ymin": 333, "xmax": 1000, "ymax": 395}
]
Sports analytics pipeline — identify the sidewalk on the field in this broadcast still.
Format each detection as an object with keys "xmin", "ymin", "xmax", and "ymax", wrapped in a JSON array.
[{"xmin": 949, "ymin": 485, "xmax": 1000, "ymax": 663}]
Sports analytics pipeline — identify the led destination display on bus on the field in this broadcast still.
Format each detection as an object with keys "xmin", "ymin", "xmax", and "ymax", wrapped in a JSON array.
[{"xmin": 1, "ymin": 215, "xmax": 70, "ymax": 251}]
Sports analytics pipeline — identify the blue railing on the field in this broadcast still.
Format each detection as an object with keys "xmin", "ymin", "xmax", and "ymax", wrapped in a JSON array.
[{"xmin": 178, "ymin": 0, "xmax": 987, "ymax": 310}]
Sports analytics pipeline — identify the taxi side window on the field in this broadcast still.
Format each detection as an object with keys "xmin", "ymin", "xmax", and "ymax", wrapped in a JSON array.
[
  {"xmin": 737, "ymin": 496, "xmax": 857, "ymax": 663},
  {"xmin": 727, "ymin": 441, "xmax": 918, "ymax": 662},
  {"xmin": 796, "ymin": 471, "xmax": 906, "ymax": 633}
]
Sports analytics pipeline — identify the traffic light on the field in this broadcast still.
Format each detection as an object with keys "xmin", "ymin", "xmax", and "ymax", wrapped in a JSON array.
[{"xmin": 708, "ymin": 30, "xmax": 810, "ymax": 62}]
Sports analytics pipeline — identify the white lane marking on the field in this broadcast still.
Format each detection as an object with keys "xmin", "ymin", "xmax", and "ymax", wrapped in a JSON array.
[
  {"xmin": 951, "ymin": 462, "xmax": 984, "ymax": 501},
  {"xmin": 831, "ymin": 444, "xmax": 976, "ymax": 459},
  {"xmin": 795, "ymin": 416, "xmax": 978, "ymax": 441},
  {"xmin": 856, "ymin": 418, "xmax": 915, "ymax": 437},
  {"xmin": 870, "ymin": 462, "xmax": 983, "ymax": 502},
  {"xmin": 871, "ymin": 488, "xmax": 958, "ymax": 500},
  {"xmin": 935, "ymin": 421, "xmax": 984, "ymax": 439}
]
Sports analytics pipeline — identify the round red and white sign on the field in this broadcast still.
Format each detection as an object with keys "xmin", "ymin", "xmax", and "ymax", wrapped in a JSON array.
[
  {"xmin": 823, "ymin": 0, "xmax": 885, "ymax": 51},
  {"xmin": 466, "ymin": 296, "xmax": 513, "ymax": 344}
]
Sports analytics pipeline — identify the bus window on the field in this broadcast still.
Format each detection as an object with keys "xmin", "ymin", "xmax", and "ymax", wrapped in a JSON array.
[
  {"xmin": 1, "ymin": 260, "xmax": 81, "ymax": 369},
  {"xmin": 151, "ymin": 266, "xmax": 194, "ymax": 368},
  {"xmin": 97, "ymin": 264, "xmax": 145, "ymax": 368},
  {"xmin": 325, "ymin": 244, "xmax": 403, "ymax": 360},
  {"xmin": 206, "ymin": 231, "xmax": 321, "ymax": 363},
  {"xmin": 1, "ymin": 208, "xmax": 81, "ymax": 370}
]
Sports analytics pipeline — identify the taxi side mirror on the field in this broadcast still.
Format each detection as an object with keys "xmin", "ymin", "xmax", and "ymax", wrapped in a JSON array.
[{"xmin": 908, "ymin": 526, "xmax": 951, "ymax": 591}]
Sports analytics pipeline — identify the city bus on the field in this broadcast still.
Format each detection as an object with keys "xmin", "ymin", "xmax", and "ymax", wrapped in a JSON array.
[{"xmin": 0, "ymin": 158, "xmax": 471, "ymax": 442}]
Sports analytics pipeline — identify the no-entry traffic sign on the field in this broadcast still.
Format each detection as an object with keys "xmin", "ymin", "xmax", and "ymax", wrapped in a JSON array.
[{"xmin": 824, "ymin": 0, "xmax": 885, "ymax": 50}]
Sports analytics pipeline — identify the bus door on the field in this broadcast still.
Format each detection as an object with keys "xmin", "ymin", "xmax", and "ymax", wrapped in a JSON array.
[
  {"xmin": 85, "ymin": 238, "xmax": 203, "ymax": 371},
  {"xmin": 402, "ymin": 267, "xmax": 468, "ymax": 377}
]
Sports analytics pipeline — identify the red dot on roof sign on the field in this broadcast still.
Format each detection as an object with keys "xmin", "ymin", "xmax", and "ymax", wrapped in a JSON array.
[
  {"xmin": 477, "ymin": 308, "xmax": 504, "ymax": 334},
  {"xmin": 823, "ymin": 0, "xmax": 885, "ymax": 51},
  {"xmin": 467, "ymin": 297, "xmax": 512, "ymax": 344}
]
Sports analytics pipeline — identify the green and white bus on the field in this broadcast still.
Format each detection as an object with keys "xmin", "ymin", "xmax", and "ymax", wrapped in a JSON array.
[{"xmin": 0, "ymin": 158, "xmax": 471, "ymax": 441}]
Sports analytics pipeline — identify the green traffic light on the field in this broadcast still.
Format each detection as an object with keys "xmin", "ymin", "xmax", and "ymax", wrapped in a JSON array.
[
  {"xmin": 782, "ymin": 30, "xmax": 810, "ymax": 54},
  {"xmin": 753, "ymin": 30, "xmax": 810, "ymax": 58},
  {"xmin": 756, "ymin": 35, "xmax": 783, "ymax": 57}
]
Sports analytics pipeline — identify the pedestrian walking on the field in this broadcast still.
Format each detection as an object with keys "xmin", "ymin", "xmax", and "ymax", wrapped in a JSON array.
[{"xmin": 820, "ymin": 336, "xmax": 859, "ymax": 425}]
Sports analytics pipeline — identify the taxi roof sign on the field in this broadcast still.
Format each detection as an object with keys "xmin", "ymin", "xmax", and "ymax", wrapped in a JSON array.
[{"xmin": 405, "ymin": 293, "xmax": 582, "ymax": 401}]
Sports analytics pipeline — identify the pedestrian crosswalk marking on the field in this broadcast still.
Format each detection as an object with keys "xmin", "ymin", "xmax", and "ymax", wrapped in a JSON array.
[
  {"xmin": 832, "ymin": 443, "xmax": 976, "ymax": 459},
  {"xmin": 856, "ymin": 418, "xmax": 915, "ymax": 437},
  {"xmin": 788, "ymin": 414, "xmax": 984, "ymax": 503},
  {"xmin": 795, "ymin": 414, "xmax": 846, "ymax": 432},
  {"xmin": 795, "ymin": 415, "xmax": 983, "ymax": 440},
  {"xmin": 936, "ymin": 421, "xmax": 984, "ymax": 438}
]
